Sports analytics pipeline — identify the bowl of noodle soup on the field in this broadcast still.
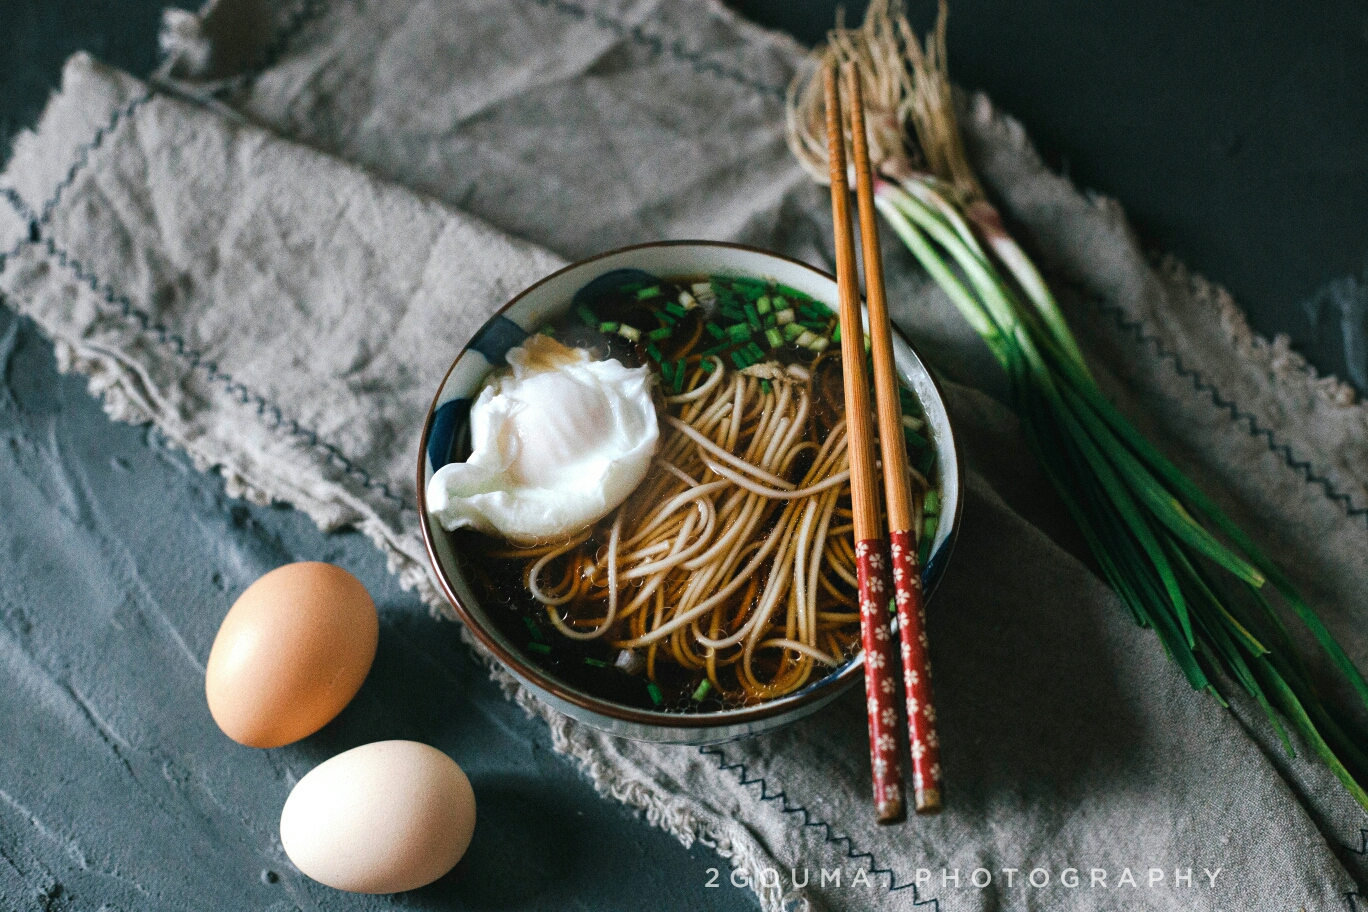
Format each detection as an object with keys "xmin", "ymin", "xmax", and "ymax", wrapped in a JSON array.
[{"xmin": 419, "ymin": 241, "xmax": 961, "ymax": 744}]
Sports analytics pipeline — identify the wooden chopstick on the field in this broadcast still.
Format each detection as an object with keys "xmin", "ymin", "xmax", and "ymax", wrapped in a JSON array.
[
  {"xmin": 823, "ymin": 62, "xmax": 906, "ymax": 825},
  {"xmin": 844, "ymin": 61, "xmax": 943, "ymax": 815}
]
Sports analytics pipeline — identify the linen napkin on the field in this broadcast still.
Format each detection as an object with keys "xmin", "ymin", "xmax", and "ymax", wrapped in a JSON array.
[{"xmin": 2, "ymin": 1, "xmax": 1366, "ymax": 909}]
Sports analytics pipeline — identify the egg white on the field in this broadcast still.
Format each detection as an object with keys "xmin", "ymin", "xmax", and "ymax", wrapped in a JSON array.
[{"xmin": 426, "ymin": 335, "xmax": 659, "ymax": 544}]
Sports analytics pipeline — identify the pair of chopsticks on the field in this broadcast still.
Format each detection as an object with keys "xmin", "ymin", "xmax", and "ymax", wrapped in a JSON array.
[{"xmin": 824, "ymin": 62, "xmax": 943, "ymax": 821}]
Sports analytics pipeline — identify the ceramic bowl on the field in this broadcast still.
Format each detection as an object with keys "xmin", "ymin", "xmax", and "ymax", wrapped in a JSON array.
[{"xmin": 418, "ymin": 241, "xmax": 961, "ymax": 744}]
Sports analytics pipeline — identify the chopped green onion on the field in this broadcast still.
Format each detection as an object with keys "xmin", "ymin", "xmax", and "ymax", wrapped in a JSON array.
[
  {"xmin": 646, "ymin": 342, "xmax": 663, "ymax": 362},
  {"xmin": 659, "ymin": 359, "xmax": 674, "ymax": 387},
  {"xmin": 744, "ymin": 342, "xmax": 766, "ymax": 362},
  {"xmin": 636, "ymin": 286, "xmax": 662, "ymax": 300},
  {"xmin": 678, "ymin": 292, "xmax": 698, "ymax": 310},
  {"xmin": 576, "ymin": 304, "xmax": 598, "ymax": 326},
  {"xmin": 902, "ymin": 413, "xmax": 925, "ymax": 432},
  {"xmin": 523, "ymin": 617, "xmax": 542, "ymax": 639},
  {"xmin": 760, "ymin": 379, "xmax": 772, "ymax": 395},
  {"xmin": 691, "ymin": 282, "xmax": 712, "ymax": 296},
  {"xmin": 726, "ymin": 324, "xmax": 753, "ymax": 341},
  {"xmin": 647, "ymin": 326, "xmax": 672, "ymax": 341},
  {"xmin": 795, "ymin": 329, "xmax": 818, "ymax": 347},
  {"xmin": 730, "ymin": 351, "xmax": 752, "ymax": 370},
  {"xmin": 691, "ymin": 679, "xmax": 713, "ymax": 701},
  {"xmin": 673, "ymin": 360, "xmax": 686, "ymax": 393},
  {"xmin": 584, "ymin": 657, "xmax": 609, "ymax": 668},
  {"xmin": 765, "ymin": 328, "xmax": 784, "ymax": 349},
  {"xmin": 809, "ymin": 336, "xmax": 831, "ymax": 353},
  {"xmin": 923, "ymin": 489, "xmax": 940, "ymax": 516},
  {"xmin": 730, "ymin": 277, "xmax": 769, "ymax": 297},
  {"xmin": 699, "ymin": 358, "xmax": 717, "ymax": 372},
  {"xmin": 832, "ymin": 323, "xmax": 841, "ymax": 342},
  {"xmin": 618, "ymin": 324, "xmax": 641, "ymax": 342},
  {"xmin": 599, "ymin": 320, "xmax": 621, "ymax": 334},
  {"xmin": 775, "ymin": 308, "xmax": 795, "ymax": 326},
  {"xmin": 743, "ymin": 302, "xmax": 762, "ymax": 330},
  {"xmin": 538, "ymin": 325, "xmax": 556, "ymax": 336},
  {"xmin": 782, "ymin": 323, "xmax": 806, "ymax": 342},
  {"xmin": 527, "ymin": 642, "xmax": 551, "ymax": 655},
  {"xmin": 665, "ymin": 301, "xmax": 689, "ymax": 318},
  {"xmin": 918, "ymin": 446, "xmax": 937, "ymax": 476},
  {"xmin": 903, "ymin": 426, "xmax": 929, "ymax": 450},
  {"xmin": 647, "ymin": 682, "xmax": 664, "ymax": 706},
  {"xmin": 756, "ymin": 295, "xmax": 772, "ymax": 315}
]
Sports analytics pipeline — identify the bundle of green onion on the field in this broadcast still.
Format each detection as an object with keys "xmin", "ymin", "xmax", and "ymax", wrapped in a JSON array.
[{"xmin": 787, "ymin": 0, "xmax": 1368, "ymax": 809}]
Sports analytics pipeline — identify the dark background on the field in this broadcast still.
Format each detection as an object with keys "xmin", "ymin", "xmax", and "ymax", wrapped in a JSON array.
[{"xmin": 0, "ymin": 1, "xmax": 1365, "ymax": 911}]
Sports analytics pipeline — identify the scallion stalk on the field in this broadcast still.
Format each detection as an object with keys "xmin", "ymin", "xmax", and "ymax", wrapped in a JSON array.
[{"xmin": 786, "ymin": 0, "xmax": 1368, "ymax": 809}]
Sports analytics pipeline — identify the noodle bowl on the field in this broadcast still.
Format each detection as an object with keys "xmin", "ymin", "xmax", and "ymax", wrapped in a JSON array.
[
  {"xmin": 449, "ymin": 270, "xmax": 943, "ymax": 714},
  {"xmin": 420, "ymin": 244, "xmax": 961, "ymax": 742}
]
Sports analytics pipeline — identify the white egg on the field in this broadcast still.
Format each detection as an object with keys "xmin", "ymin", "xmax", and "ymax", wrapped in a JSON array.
[
  {"xmin": 426, "ymin": 334, "xmax": 658, "ymax": 543},
  {"xmin": 280, "ymin": 741, "xmax": 476, "ymax": 894}
]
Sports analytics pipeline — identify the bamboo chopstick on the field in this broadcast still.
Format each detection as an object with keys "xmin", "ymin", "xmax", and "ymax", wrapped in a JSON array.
[
  {"xmin": 823, "ymin": 62, "xmax": 906, "ymax": 824},
  {"xmin": 844, "ymin": 62, "xmax": 944, "ymax": 815}
]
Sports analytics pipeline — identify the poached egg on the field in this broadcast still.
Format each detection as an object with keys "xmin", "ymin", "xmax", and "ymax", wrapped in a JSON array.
[{"xmin": 426, "ymin": 334, "xmax": 658, "ymax": 543}]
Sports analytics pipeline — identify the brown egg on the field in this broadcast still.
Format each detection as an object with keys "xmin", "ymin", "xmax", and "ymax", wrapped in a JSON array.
[{"xmin": 206, "ymin": 562, "xmax": 378, "ymax": 748}]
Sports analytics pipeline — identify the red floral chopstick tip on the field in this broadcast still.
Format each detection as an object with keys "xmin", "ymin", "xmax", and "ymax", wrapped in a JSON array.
[
  {"xmin": 856, "ymin": 538, "xmax": 906, "ymax": 822},
  {"xmin": 890, "ymin": 529, "xmax": 942, "ymax": 813}
]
